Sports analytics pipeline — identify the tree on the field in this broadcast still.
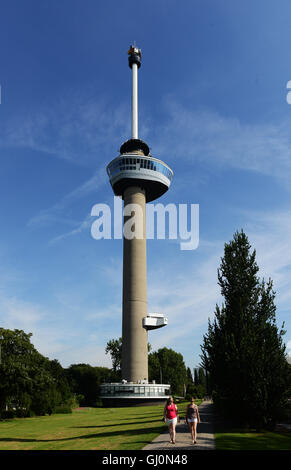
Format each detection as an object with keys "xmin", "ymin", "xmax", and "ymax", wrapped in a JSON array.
[
  {"xmin": 148, "ymin": 347, "xmax": 187, "ymax": 396},
  {"xmin": 65, "ymin": 364, "xmax": 113, "ymax": 406},
  {"xmin": 185, "ymin": 367, "xmax": 195, "ymax": 398},
  {"xmin": 186, "ymin": 367, "xmax": 193, "ymax": 388},
  {"xmin": 0, "ymin": 328, "xmax": 35, "ymax": 415},
  {"xmin": 198, "ymin": 368, "xmax": 206, "ymax": 390},
  {"xmin": 201, "ymin": 230, "xmax": 290, "ymax": 429},
  {"xmin": 194, "ymin": 368, "xmax": 199, "ymax": 386},
  {"xmin": 191, "ymin": 367, "xmax": 206, "ymax": 398},
  {"xmin": 0, "ymin": 328, "xmax": 73, "ymax": 417},
  {"xmin": 105, "ymin": 338, "xmax": 122, "ymax": 373},
  {"xmin": 48, "ymin": 359, "xmax": 72, "ymax": 404},
  {"xmin": 148, "ymin": 350, "xmax": 161, "ymax": 382}
]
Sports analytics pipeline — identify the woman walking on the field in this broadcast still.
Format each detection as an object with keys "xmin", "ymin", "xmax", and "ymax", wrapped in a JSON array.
[
  {"xmin": 185, "ymin": 397, "xmax": 200, "ymax": 444},
  {"xmin": 164, "ymin": 396, "xmax": 179, "ymax": 444}
]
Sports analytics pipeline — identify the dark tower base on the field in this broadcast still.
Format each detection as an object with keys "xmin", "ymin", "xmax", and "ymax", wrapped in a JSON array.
[{"xmin": 101, "ymin": 398, "xmax": 168, "ymax": 407}]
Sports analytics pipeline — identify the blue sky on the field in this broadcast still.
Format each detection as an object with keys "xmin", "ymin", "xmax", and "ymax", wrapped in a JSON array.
[{"xmin": 1, "ymin": 0, "xmax": 291, "ymax": 373}]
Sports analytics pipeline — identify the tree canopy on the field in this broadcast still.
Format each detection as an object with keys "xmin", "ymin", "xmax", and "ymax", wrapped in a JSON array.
[
  {"xmin": 0, "ymin": 328, "xmax": 72, "ymax": 418},
  {"xmin": 65, "ymin": 363, "xmax": 113, "ymax": 406},
  {"xmin": 148, "ymin": 347, "xmax": 187, "ymax": 396},
  {"xmin": 105, "ymin": 337, "xmax": 122, "ymax": 375}
]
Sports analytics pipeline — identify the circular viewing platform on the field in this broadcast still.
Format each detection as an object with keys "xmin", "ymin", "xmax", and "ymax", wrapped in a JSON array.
[
  {"xmin": 99, "ymin": 382, "xmax": 171, "ymax": 407},
  {"xmin": 107, "ymin": 154, "xmax": 173, "ymax": 202}
]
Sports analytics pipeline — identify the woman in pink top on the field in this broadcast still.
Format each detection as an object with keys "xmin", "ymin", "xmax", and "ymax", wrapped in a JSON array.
[{"xmin": 163, "ymin": 396, "xmax": 179, "ymax": 444}]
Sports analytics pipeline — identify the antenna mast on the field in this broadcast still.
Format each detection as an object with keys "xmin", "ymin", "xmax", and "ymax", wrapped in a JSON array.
[{"xmin": 128, "ymin": 45, "xmax": 141, "ymax": 140}]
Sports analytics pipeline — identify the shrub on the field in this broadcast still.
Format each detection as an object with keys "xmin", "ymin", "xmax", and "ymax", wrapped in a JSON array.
[
  {"xmin": 76, "ymin": 394, "xmax": 85, "ymax": 406},
  {"xmin": 15, "ymin": 408, "xmax": 27, "ymax": 418},
  {"xmin": 1, "ymin": 410, "xmax": 16, "ymax": 419},
  {"xmin": 53, "ymin": 405, "xmax": 72, "ymax": 414}
]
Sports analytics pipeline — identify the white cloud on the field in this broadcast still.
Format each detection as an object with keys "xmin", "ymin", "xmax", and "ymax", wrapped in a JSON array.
[
  {"xmin": 147, "ymin": 243, "xmax": 223, "ymax": 355},
  {"xmin": 153, "ymin": 100, "xmax": 291, "ymax": 185},
  {"xmin": 48, "ymin": 213, "xmax": 92, "ymax": 245},
  {"xmin": 0, "ymin": 290, "xmax": 115, "ymax": 368},
  {"xmin": 244, "ymin": 209, "xmax": 291, "ymax": 306},
  {"xmin": 243, "ymin": 209, "xmax": 291, "ymax": 351},
  {"xmin": 4, "ymin": 93, "xmax": 291, "ymax": 185},
  {"xmin": 27, "ymin": 166, "xmax": 106, "ymax": 230},
  {"xmin": 0, "ymin": 294, "xmax": 67, "ymax": 359},
  {"xmin": 0, "ymin": 93, "xmax": 130, "ymax": 165},
  {"xmin": 54, "ymin": 344, "xmax": 112, "ymax": 369},
  {"xmin": 7, "ymin": 92, "xmax": 291, "ymax": 189},
  {"xmin": 0, "ymin": 295, "xmax": 44, "ymax": 331}
]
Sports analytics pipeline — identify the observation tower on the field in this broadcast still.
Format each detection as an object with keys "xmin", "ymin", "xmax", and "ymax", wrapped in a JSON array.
[{"xmin": 100, "ymin": 46, "xmax": 173, "ymax": 406}]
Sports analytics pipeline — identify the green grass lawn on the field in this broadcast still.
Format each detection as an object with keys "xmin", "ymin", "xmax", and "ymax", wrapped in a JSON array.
[
  {"xmin": 2, "ymin": 400, "xmax": 289, "ymax": 451},
  {"xmin": 0, "ymin": 401, "xmax": 189, "ymax": 451},
  {"xmin": 215, "ymin": 428, "xmax": 291, "ymax": 450}
]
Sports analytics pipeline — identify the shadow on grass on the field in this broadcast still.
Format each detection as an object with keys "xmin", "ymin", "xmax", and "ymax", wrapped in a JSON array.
[
  {"xmin": 0, "ymin": 425, "xmax": 166, "ymax": 444},
  {"xmin": 70, "ymin": 419, "xmax": 162, "ymax": 429},
  {"xmin": 115, "ymin": 414, "xmax": 163, "ymax": 421}
]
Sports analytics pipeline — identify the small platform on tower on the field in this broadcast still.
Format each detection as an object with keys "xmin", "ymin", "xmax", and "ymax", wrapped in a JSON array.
[{"xmin": 143, "ymin": 313, "xmax": 168, "ymax": 330}]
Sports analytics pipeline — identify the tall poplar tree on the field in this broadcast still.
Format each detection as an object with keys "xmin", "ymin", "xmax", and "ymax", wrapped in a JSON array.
[{"xmin": 201, "ymin": 230, "xmax": 290, "ymax": 428}]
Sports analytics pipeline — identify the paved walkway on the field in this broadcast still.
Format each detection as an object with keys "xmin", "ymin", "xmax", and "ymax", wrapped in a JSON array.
[{"xmin": 143, "ymin": 400, "xmax": 215, "ymax": 450}]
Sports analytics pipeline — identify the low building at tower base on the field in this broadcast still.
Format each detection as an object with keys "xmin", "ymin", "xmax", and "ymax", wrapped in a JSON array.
[{"xmin": 99, "ymin": 382, "xmax": 171, "ymax": 407}]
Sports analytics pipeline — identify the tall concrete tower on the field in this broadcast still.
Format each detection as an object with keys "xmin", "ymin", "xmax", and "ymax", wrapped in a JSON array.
[{"xmin": 101, "ymin": 46, "xmax": 173, "ymax": 405}]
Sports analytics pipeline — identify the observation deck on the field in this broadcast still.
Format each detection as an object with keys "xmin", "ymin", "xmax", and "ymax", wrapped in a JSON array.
[{"xmin": 107, "ymin": 139, "xmax": 173, "ymax": 202}]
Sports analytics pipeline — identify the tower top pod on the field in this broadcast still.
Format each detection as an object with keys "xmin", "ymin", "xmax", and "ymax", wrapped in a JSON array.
[{"xmin": 106, "ymin": 46, "xmax": 173, "ymax": 202}]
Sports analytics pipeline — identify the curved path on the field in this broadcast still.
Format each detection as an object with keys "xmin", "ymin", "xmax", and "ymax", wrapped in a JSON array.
[{"xmin": 143, "ymin": 400, "xmax": 215, "ymax": 450}]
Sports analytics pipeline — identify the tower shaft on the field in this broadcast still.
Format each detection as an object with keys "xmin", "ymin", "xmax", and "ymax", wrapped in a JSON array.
[
  {"xmin": 106, "ymin": 45, "xmax": 173, "ymax": 391},
  {"xmin": 122, "ymin": 186, "xmax": 148, "ymax": 382}
]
